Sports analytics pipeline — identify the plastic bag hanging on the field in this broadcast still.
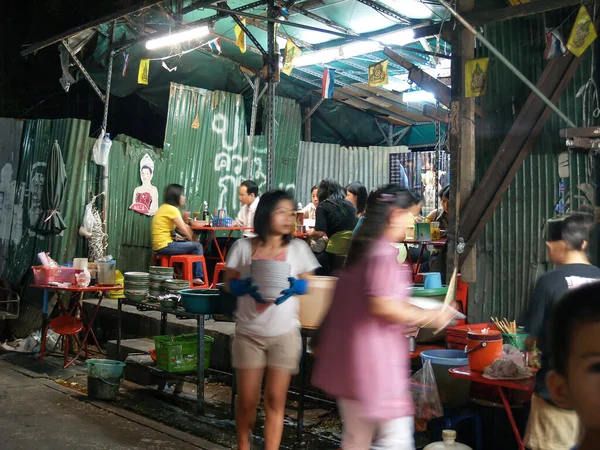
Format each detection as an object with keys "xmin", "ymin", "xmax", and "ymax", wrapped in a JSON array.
[{"xmin": 79, "ymin": 197, "xmax": 96, "ymax": 238}]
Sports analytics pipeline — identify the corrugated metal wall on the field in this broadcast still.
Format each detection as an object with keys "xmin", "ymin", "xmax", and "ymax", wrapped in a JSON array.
[
  {"xmin": 295, "ymin": 142, "xmax": 408, "ymax": 205},
  {"xmin": 468, "ymin": 11, "xmax": 595, "ymax": 323}
]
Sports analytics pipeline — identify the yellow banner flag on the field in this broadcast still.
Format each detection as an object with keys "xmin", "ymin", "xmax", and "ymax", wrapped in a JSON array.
[
  {"xmin": 465, "ymin": 57, "xmax": 489, "ymax": 98},
  {"xmin": 282, "ymin": 39, "xmax": 302, "ymax": 76},
  {"xmin": 567, "ymin": 6, "xmax": 597, "ymax": 57},
  {"xmin": 138, "ymin": 59, "xmax": 149, "ymax": 85},
  {"xmin": 234, "ymin": 19, "xmax": 247, "ymax": 54},
  {"xmin": 368, "ymin": 59, "xmax": 388, "ymax": 87}
]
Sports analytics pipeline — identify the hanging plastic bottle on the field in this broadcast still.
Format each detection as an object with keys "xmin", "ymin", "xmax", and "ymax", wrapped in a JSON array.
[
  {"xmin": 423, "ymin": 430, "xmax": 473, "ymax": 450},
  {"xmin": 92, "ymin": 131, "xmax": 112, "ymax": 166}
]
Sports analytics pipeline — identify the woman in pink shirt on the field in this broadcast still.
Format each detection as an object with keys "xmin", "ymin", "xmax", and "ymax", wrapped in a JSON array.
[{"xmin": 312, "ymin": 185, "xmax": 455, "ymax": 449}]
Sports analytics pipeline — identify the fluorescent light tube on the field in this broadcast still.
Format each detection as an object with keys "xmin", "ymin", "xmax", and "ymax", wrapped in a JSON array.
[
  {"xmin": 403, "ymin": 90, "xmax": 436, "ymax": 103},
  {"xmin": 146, "ymin": 26, "xmax": 211, "ymax": 50}
]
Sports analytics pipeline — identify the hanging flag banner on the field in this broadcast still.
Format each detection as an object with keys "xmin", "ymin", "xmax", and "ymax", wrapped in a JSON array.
[
  {"xmin": 566, "ymin": 6, "xmax": 597, "ymax": 57},
  {"xmin": 464, "ymin": 57, "xmax": 489, "ymax": 98},
  {"xmin": 322, "ymin": 68, "xmax": 335, "ymax": 99},
  {"xmin": 234, "ymin": 19, "xmax": 247, "ymax": 54},
  {"xmin": 138, "ymin": 59, "xmax": 149, "ymax": 85},
  {"xmin": 282, "ymin": 39, "xmax": 301, "ymax": 76},
  {"xmin": 122, "ymin": 52, "xmax": 130, "ymax": 76},
  {"xmin": 543, "ymin": 28, "xmax": 567, "ymax": 60},
  {"xmin": 368, "ymin": 59, "xmax": 389, "ymax": 87},
  {"xmin": 208, "ymin": 38, "xmax": 222, "ymax": 54}
]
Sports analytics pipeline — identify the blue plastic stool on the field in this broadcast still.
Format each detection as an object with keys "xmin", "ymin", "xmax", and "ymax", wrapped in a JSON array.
[{"xmin": 430, "ymin": 408, "xmax": 483, "ymax": 450}]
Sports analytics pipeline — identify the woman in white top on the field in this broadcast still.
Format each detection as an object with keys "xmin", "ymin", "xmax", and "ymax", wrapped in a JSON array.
[
  {"xmin": 300, "ymin": 185, "xmax": 318, "ymax": 220},
  {"xmin": 225, "ymin": 190, "xmax": 320, "ymax": 450}
]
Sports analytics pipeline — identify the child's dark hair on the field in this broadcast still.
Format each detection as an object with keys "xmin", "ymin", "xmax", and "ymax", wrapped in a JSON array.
[
  {"xmin": 317, "ymin": 178, "xmax": 346, "ymax": 203},
  {"xmin": 345, "ymin": 182, "xmax": 368, "ymax": 216},
  {"xmin": 164, "ymin": 184, "xmax": 183, "ymax": 206},
  {"xmin": 345, "ymin": 184, "xmax": 413, "ymax": 267},
  {"xmin": 550, "ymin": 282, "xmax": 600, "ymax": 376},
  {"xmin": 547, "ymin": 214, "xmax": 593, "ymax": 250},
  {"xmin": 439, "ymin": 185, "xmax": 450, "ymax": 199},
  {"xmin": 253, "ymin": 189, "xmax": 294, "ymax": 244},
  {"xmin": 241, "ymin": 180, "xmax": 259, "ymax": 197}
]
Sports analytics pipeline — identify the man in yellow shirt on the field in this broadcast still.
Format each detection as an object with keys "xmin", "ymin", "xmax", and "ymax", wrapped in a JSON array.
[{"xmin": 152, "ymin": 184, "xmax": 204, "ymax": 284}]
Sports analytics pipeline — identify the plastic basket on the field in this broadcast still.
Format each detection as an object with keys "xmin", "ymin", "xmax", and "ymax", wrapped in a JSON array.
[
  {"xmin": 503, "ymin": 332, "xmax": 528, "ymax": 351},
  {"xmin": 153, "ymin": 334, "xmax": 214, "ymax": 373},
  {"xmin": 33, "ymin": 266, "xmax": 83, "ymax": 285},
  {"xmin": 212, "ymin": 217, "xmax": 233, "ymax": 227}
]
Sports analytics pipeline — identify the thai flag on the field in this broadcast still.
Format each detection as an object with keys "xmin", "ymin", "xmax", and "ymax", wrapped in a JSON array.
[
  {"xmin": 322, "ymin": 68, "xmax": 335, "ymax": 99},
  {"xmin": 208, "ymin": 39, "xmax": 222, "ymax": 54}
]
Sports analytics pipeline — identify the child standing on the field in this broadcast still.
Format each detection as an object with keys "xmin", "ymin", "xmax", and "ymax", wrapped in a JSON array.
[
  {"xmin": 224, "ymin": 190, "xmax": 320, "ymax": 450},
  {"xmin": 312, "ymin": 185, "xmax": 456, "ymax": 449},
  {"xmin": 547, "ymin": 282, "xmax": 600, "ymax": 450}
]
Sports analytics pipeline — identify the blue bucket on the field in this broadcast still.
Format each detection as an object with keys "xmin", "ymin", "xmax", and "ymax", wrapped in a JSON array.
[
  {"xmin": 420, "ymin": 350, "xmax": 470, "ymax": 408},
  {"xmin": 86, "ymin": 359, "xmax": 125, "ymax": 401}
]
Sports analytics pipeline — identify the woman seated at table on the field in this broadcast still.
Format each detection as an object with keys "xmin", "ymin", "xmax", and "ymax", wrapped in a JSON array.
[
  {"xmin": 152, "ymin": 184, "xmax": 204, "ymax": 285},
  {"xmin": 406, "ymin": 191, "xmax": 430, "ymax": 265},
  {"xmin": 308, "ymin": 179, "xmax": 357, "ymax": 274},
  {"xmin": 421, "ymin": 186, "xmax": 450, "ymax": 282},
  {"xmin": 345, "ymin": 181, "xmax": 368, "ymax": 218},
  {"xmin": 426, "ymin": 185, "xmax": 450, "ymax": 235},
  {"xmin": 301, "ymin": 185, "xmax": 328, "ymax": 254}
]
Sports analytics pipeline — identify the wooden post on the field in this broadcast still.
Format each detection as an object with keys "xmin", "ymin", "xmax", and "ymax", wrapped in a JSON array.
[
  {"xmin": 448, "ymin": 0, "xmax": 476, "ymax": 283},
  {"xmin": 304, "ymin": 107, "xmax": 312, "ymax": 142}
]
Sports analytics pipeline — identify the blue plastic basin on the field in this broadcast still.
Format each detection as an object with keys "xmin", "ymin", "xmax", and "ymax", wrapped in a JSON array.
[
  {"xmin": 420, "ymin": 349, "xmax": 470, "ymax": 408},
  {"xmin": 420, "ymin": 349, "xmax": 469, "ymax": 366}
]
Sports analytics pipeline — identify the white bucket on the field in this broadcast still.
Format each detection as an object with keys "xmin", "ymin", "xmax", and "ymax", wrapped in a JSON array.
[{"xmin": 298, "ymin": 276, "xmax": 338, "ymax": 329}]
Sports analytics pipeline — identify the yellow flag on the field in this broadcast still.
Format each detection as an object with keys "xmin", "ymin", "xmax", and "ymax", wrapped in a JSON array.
[
  {"xmin": 138, "ymin": 59, "xmax": 149, "ymax": 85},
  {"xmin": 465, "ymin": 57, "xmax": 489, "ymax": 98},
  {"xmin": 368, "ymin": 59, "xmax": 388, "ymax": 87},
  {"xmin": 234, "ymin": 19, "xmax": 247, "ymax": 54},
  {"xmin": 567, "ymin": 6, "xmax": 597, "ymax": 57},
  {"xmin": 282, "ymin": 39, "xmax": 302, "ymax": 76}
]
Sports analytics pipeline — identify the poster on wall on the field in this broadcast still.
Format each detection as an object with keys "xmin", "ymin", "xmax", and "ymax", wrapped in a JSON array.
[{"xmin": 129, "ymin": 154, "xmax": 159, "ymax": 216}]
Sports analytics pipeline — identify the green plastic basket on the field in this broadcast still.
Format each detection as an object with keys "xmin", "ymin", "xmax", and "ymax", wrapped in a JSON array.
[
  {"xmin": 153, "ymin": 334, "xmax": 215, "ymax": 373},
  {"xmin": 502, "ymin": 332, "xmax": 528, "ymax": 351}
]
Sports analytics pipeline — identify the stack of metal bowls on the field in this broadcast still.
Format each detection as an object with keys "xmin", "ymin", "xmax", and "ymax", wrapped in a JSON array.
[
  {"xmin": 148, "ymin": 266, "xmax": 174, "ymax": 297},
  {"xmin": 163, "ymin": 278, "xmax": 190, "ymax": 295},
  {"xmin": 124, "ymin": 272, "xmax": 150, "ymax": 302}
]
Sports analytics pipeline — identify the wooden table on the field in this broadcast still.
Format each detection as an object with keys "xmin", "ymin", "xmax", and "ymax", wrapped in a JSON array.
[
  {"xmin": 402, "ymin": 238, "xmax": 447, "ymax": 280},
  {"xmin": 190, "ymin": 225, "xmax": 252, "ymax": 263},
  {"xmin": 449, "ymin": 365, "xmax": 534, "ymax": 450},
  {"xmin": 31, "ymin": 284, "xmax": 121, "ymax": 361}
]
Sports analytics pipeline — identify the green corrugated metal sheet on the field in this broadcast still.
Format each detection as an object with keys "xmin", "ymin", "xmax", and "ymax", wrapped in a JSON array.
[
  {"xmin": 2, "ymin": 118, "xmax": 97, "ymax": 284},
  {"xmin": 468, "ymin": 10, "xmax": 596, "ymax": 323}
]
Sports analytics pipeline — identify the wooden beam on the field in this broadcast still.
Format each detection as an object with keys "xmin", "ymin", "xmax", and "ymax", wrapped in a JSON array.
[
  {"xmin": 423, "ymin": 105, "xmax": 449, "ymax": 123},
  {"xmin": 384, "ymin": 47, "xmax": 452, "ymax": 107},
  {"xmin": 464, "ymin": 0, "xmax": 583, "ymax": 26},
  {"xmin": 560, "ymin": 126, "xmax": 600, "ymax": 138},
  {"xmin": 458, "ymin": 47, "xmax": 586, "ymax": 267}
]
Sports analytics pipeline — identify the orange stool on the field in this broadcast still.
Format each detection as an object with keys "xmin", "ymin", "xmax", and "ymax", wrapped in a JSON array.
[
  {"xmin": 211, "ymin": 262, "xmax": 227, "ymax": 288},
  {"xmin": 455, "ymin": 275, "xmax": 468, "ymax": 326},
  {"xmin": 39, "ymin": 316, "xmax": 86, "ymax": 368},
  {"xmin": 152, "ymin": 254, "xmax": 170, "ymax": 267},
  {"xmin": 169, "ymin": 255, "xmax": 208, "ymax": 288}
]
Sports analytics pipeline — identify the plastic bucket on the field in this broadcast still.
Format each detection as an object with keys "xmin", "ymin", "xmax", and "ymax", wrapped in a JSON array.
[
  {"xmin": 467, "ymin": 330, "xmax": 503, "ymax": 372},
  {"xmin": 298, "ymin": 276, "xmax": 338, "ymax": 329},
  {"xmin": 86, "ymin": 359, "xmax": 125, "ymax": 401},
  {"xmin": 421, "ymin": 349, "xmax": 470, "ymax": 408}
]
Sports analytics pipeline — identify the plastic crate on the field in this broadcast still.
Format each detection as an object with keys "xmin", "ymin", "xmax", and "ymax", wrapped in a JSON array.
[
  {"xmin": 32, "ymin": 266, "xmax": 83, "ymax": 285},
  {"xmin": 212, "ymin": 217, "xmax": 233, "ymax": 227},
  {"xmin": 446, "ymin": 323, "xmax": 498, "ymax": 349},
  {"xmin": 153, "ymin": 334, "xmax": 214, "ymax": 373}
]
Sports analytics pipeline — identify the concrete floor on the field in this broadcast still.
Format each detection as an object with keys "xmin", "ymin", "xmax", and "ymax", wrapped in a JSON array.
[{"xmin": 0, "ymin": 358, "xmax": 225, "ymax": 450}]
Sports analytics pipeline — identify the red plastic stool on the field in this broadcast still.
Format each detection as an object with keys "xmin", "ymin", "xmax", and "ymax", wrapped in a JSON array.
[
  {"xmin": 152, "ymin": 254, "xmax": 170, "ymax": 267},
  {"xmin": 455, "ymin": 274, "xmax": 468, "ymax": 326},
  {"xmin": 169, "ymin": 255, "xmax": 209, "ymax": 288},
  {"xmin": 39, "ymin": 316, "xmax": 86, "ymax": 368},
  {"xmin": 211, "ymin": 262, "xmax": 227, "ymax": 288}
]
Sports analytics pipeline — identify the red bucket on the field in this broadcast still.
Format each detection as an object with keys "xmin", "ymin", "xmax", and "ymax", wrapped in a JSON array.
[{"xmin": 466, "ymin": 330, "xmax": 502, "ymax": 372}]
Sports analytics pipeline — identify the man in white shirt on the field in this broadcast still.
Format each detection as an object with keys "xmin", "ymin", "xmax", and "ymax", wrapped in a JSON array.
[{"xmin": 235, "ymin": 180, "xmax": 260, "ymax": 237}]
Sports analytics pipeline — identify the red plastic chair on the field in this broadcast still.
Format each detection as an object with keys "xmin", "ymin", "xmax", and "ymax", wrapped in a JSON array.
[
  {"xmin": 455, "ymin": 274, "xmax": 468, "ymax": 326},
  {"xmin": 211, "ymin": 262, "xmax": 227, "ymax": 288},
  {"xmin": 169, "ymin": 255, "xmax": 209, "ymax": 288},
  {"xmin": 152, "ymin": 254, "xmax": 170, "ymax": 267},
  {"xmin": 39, "ymin": 316, "xmax": 86, "ymax": 368}
]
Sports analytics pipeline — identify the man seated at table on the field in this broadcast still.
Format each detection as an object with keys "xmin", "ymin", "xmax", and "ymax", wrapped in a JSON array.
[
  {"xmin": 235, "ymin": 180, "xmax": 260, "ymax": 238},
  {"xmin": 523, "ymin": 214, "xmax": 600, "ymax": 450}
]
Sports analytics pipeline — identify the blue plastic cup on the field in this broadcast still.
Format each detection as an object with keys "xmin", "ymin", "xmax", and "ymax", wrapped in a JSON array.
[{"xmin": 424, "ymin": 272, "xmax": 442, "ymax": 289}]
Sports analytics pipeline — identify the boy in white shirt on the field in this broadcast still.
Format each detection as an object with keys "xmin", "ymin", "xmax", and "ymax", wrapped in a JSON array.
[{"xmin": 236, "ymin": 180, "xmax": 260, "ymax": 238}]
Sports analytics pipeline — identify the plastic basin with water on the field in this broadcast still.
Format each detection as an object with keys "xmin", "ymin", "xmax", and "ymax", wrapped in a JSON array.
[{"xmin": 420, "ymin": 349, "xmax": 470, "ymax": 408}]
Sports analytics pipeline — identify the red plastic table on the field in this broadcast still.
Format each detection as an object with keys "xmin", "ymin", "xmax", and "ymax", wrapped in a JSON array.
[
  {"xmin": 402, "ymin": 238, "xmax": 447, "ymax": 280},
  {"xmin": 190, "ymin": 225, "xmax": 251, "ymax": 263},
  {"xmin": 32, "ymin": 284, "xmax": 120, "ymax": 361},
  {"xmin": 449, "ymin": 365, "xmax": 535, "ymax": 450}
]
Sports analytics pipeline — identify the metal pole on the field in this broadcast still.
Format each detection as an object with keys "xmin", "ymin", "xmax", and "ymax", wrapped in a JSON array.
[
  {"xmin": 266, "ymin": 0, "xmax": 276, "ymax": 189},
  {"xmin": 438, "ymin": 0, "xmax": 576, "ymax": 128},
  {"xmin": 102, "ymin": 21, "xmax": 115, "ymax": 256},
  {"xmin": 247, "ymin": 76, "xmax": 260, "ymax": 179}
]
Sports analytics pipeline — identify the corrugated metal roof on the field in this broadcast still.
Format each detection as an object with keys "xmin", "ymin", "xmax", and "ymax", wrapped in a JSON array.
[
  {"xmin": 295, "ymin": 141, "xmax": 408, "ymax": 205},
  {"xmin": 468, "ymin": 10, "xmax": 595, "ymax": 323}
]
